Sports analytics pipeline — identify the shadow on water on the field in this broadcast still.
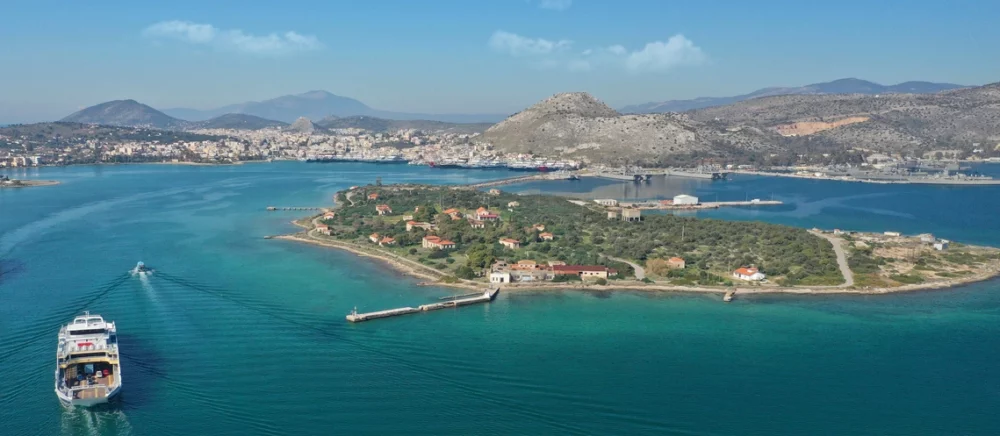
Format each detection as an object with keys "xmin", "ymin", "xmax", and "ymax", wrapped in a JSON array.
[
  {"xmin": 0, "ymin": 257, "xmax": 25, "ymax": 285},
  {"xmin": 114, "ymin": 333, "xmax": 165, "ymax": 410}
]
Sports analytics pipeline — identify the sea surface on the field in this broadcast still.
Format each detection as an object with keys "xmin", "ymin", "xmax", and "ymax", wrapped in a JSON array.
[{"xmin": 2, "ymin": 162, "xmax": 1000, "ymax": 435}]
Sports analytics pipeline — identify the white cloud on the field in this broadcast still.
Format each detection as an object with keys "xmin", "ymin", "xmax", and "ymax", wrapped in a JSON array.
[
  {"xmin": 490, "ymin": 31, "xmax": 706, "ymax": 73},
  {"xmin": 489, "ymin": 31, "xmax": 572, "ymax": 56},
  {"xmin": 624, "ymin": 35, "xmax": 706, "ymax": 72},
  {"xmin": 143, "ymin": 20, "xmax": 322, "ymax": 55},
  {"xmin": 538, "ymin": 0, "xmax": 572, "ymax": 11}
]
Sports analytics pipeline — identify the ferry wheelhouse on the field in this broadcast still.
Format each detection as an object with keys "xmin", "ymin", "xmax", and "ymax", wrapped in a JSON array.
[{"xmin": 54, "ymin": 312, "xmax": 122, "ymax": 407}]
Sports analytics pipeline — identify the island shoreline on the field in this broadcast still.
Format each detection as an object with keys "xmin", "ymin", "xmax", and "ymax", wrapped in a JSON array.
[{"xmin": 275, "ymin": 232, "xmax": 1000, "ymax": 297}]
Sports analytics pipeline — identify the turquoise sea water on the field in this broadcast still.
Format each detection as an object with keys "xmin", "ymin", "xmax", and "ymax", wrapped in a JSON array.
[{"xmin": 2, "ymin": 162, "xmax": 999, "ymax": 435}]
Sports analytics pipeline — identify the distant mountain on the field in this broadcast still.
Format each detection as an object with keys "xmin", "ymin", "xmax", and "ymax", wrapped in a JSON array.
[
  {"xmin": 189, "ymin": 113, "xmax": 287, "ymax": 130},
  {"xmin": 315, "ymin": 115, "xmax": 491, "ymax": 134},
  {"xmin": 621, "ymin": 78, "xmax": 967, "ymax": 114},
  {"xmin": 61, "ymin": 100, "xmax": 186, "ymax": 129},
  {"xmin": 161, "ymin": 90, "xmax": 507, "ymax": 124}
]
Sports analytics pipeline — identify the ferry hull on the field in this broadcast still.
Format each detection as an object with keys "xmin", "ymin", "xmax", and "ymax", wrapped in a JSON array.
[{"xmin": 56, "ymin": 385, "xmax": 121, "ymax": 408}]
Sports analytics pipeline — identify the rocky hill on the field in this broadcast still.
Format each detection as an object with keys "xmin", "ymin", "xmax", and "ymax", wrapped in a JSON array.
[
  {"xmin": 622, "ymin": 78, "xmax": 966, "ymax": 114},
  {"xmin": 284, "ymin": 117, "xmax": 321, "ymax": 134},
  {"xmin": 316, "ymin": 115, "xmax": 490, "ymax": 134},
  {"xmin": 477, "ymin": 93, "xmax": 776, "ymax": 165},
  {"xmin": 189, "ymin": 113, "xmax": 287, "ymax": 130},
  {"xmin": 688, "ymin": 82, "xmax": 1000, "ymax": 152},
  {"xmin": 61, "ymin": 100, "xmax": 186, "ymax": 129}
]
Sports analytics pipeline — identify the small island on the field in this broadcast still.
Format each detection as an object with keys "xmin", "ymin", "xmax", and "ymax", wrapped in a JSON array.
[
  {"xmin": 0, "ymin": 175, "xmax": 59, "ymax": 188},
  {"xmin": 277, "ymin": 184, "xmax": 1000, "ymax": 296}
]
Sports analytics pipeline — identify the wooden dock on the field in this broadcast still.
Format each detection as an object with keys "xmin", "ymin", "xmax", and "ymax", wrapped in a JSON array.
[{"xmin": 347, "ymin": 288, "xmax": 499, "ymax": 323}]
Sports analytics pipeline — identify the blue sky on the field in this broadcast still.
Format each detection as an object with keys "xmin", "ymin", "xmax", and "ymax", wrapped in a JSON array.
[{"xmin": 2, "ymin": 0, "xmax": 998, "ymax": 122}]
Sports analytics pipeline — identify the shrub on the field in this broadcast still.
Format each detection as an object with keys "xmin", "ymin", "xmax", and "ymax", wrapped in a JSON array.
[
  {"xmin": 595, "ymin": 278, "xmax": 608, "ymax": 285},
  {"xmin": 408, "ymin": 248, "xmax": 418, "ymax": 255},
  {"xmin": 445, "ymin": 258, "xmax": 455, "ymax": 264}
]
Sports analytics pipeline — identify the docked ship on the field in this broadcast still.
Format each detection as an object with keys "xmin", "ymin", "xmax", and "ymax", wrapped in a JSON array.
[{"xmin": 54, "ymin": 312, "xmax": 122, "ymax": 407}]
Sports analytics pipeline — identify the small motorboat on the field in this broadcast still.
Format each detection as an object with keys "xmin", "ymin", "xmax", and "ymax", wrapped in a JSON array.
[{"xmin": 132, "ymin": 261, "xmax": 153, "ymax": 275}]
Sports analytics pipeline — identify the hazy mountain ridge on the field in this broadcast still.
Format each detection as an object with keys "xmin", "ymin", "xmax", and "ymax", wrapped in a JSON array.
[
  {"xmin": 162, "ymin": 90, "xmax": 508, "ymax": 124},
  {"xmin": 621, "ymin": 78, "xmax": 966, "ymax": 114},
  {"xmin": 61, "ymin": 100, "xmax": 187, "ymax": 129},
  {"xmin": 189, "ymin": 114, "xmax": 288, "ymax": 130}
]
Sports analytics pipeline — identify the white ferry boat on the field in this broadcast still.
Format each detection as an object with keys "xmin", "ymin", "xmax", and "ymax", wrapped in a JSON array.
[{"xmin": 54, "ymin": 312, "xmax": 122, "ymax": 407}]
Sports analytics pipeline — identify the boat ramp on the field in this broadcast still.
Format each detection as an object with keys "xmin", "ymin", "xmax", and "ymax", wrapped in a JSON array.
[{"xmin": 346, "ymin": 288, "xmax": 500, "ymax": 323}]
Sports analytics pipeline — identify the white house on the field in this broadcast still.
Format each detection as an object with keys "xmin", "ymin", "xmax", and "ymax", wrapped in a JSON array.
[
  {"xmin": 673, "ymin": 194, "xmax": 699, "ymax": 205},
  {"xmin": 733, "ymin": 267, "xmax": 766, "ymax": 281},
  {"xmin": 934, "ymin": 240, "xmax": 950, "ymax": 251},
  {"xmin": 594, "ymin": 199, "xmax": 619, "ymax": 207},
  {"xmin": 490, "ymin": 272, "xmax": 511, "ymax": 284}
]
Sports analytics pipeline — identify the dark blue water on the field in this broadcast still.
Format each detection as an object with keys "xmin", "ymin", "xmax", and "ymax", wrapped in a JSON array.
[{"xmin": 2, "ymin": 162, "xmax": 1000, "ymax": 435}]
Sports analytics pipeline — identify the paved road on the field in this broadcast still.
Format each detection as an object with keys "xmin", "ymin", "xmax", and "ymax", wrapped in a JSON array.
[
  {"xmin": 604, "ymin": 255, "xmax": 645, "ymax": 280},
  {"xmin": 811, "ymin": 231, "xmax": 854, "ymax": 287}
]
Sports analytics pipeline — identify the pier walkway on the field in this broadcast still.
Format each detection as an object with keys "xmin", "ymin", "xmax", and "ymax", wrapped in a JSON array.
[
  {"xmin": 267, "ymin": 206, "xmax": 327, "ymax": 211},
  {"xmin": 347, "ymin": 288, "xmax": 500, "ymax": 323}
]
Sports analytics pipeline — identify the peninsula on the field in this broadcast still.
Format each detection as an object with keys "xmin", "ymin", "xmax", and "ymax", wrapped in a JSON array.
[{"xmin": 276, "ymin": 184, "xmax": 1000, "ymax": 296}]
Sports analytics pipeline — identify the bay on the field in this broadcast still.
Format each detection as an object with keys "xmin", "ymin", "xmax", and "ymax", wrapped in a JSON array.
[{"xmin": 1, "ymin": 162, "xmax": 999, "ymax": 435}]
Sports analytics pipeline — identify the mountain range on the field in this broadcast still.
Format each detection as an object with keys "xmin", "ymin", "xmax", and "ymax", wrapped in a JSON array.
[
  {"xmin": 161, "ymin": 90, "xmax": 507, "ymax": 124},
  {"xmin": 478, "ymin": 82, "xmax": 1000, "ymax": 165},
  {"xmin": 620, "ymin": 78, "xmax": 966, "ymax": 114}
]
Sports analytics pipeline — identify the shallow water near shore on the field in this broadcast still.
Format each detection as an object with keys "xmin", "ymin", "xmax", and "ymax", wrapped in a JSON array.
[{"xmin": 2, "ymin": 162, "xmax": 1000, "ymax": 435}]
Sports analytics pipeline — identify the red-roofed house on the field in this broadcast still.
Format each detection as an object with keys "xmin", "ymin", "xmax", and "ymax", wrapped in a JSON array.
[
  {"xmin": 499, "ymin": 238, "xmax": 520, "ymax": 249},
  {"xmin": 422, "ymin": 236, "xmax": 455, "ymax": 250},
  {"xmin": 667, "ymin": 257, "xmax": 686, "ymax": 269},
  {"xmin": 369, "ymin": 233, "xmax": 380, "ymax": 243},
  {"xmin": 733, "ymin": 267, "xmax": 766, "ymax": 281},
  {"xmin": 379, "ymin": 236, "xmax": 396, "ymax": 246},
  {"xmin": 552, "ymin": 265, "xmax": 618, "ymax": 280},
  {"xmin": 315, "ymin": 223, "xmax": 330, "ymax": 235},
  {"xmin": 468, "ymin": 219, "xmax": 486, "ymax": 229},
  {"xmin": 539, "ymin": 232, "xmax": 554, "ymax": 241},
  {"xmin": 367, "ymin": 192, "xmax": 379, "ymax": 200},
  {"xmin": 375, "ymin": 204, "xmax": 392, "ymax": 215},
  {"xmin": 442, "ymin": 208, "xmax": 463, "ymax": 219}
]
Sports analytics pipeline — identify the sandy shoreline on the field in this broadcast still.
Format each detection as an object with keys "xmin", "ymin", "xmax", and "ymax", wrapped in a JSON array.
[{"xmin": 275, "ymin": 232, "xmax": 1000, "ymax": 297}]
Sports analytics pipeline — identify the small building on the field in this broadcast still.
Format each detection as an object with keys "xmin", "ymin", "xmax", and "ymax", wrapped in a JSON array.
[
  {"xmin": 499, "ymin": 238, "xmax": 521, "ymax": 249},
  {"xmin": 539, "ymin": 232, "xmax": 554, "ymax": 241},
  {"xmin": 884, "ymin": 231, "xmax": 901, "ymax": 237},
  {"xmin": 468, "ymin": 219, "xmax": 486, "ymax": 229},
  {"xmin": 594, "ymin": 199, "xmax": 619, "ymax": 207},
  {"xmin": 733, "ymin": 267, "xmax": 766, "ymax": 281},
  {"xmin": 934, "ymin": 240, "xmax": 950, "ymax": 251},
  {"xmin": 422, "ymin": 236, "xmax": 455, "ymax": 250},
  {"xmin": 507, "ymin": 201, "xmax": 520, "ymax": 208},
  {"xmin": 491, "ymin": 260, "xmax": 509, "ymax": 272},
  {"xmin": 833, "ymin": 229, "xmax": 844, "ymax": 235},
  {"xmin": 369, "ymin": 233, "xmax": 381, "ymax": 244},
  {"xmin": 443, "ymin": 208, "xmax": 463, "ymax": 219},
  {"xmin": 511, "ymin": 260, "xmax": 540, "ymax": 271},
  {"xmin": 532, "ymin": 224, "xmax": 546, "ymax": 232},
  {"xmin": 621, "ymin": 208, "xmax": 642, "ymax": 222},
  {"xmin": 490, "ymin": 272, "xmax": 511, "ymax": 284},
  {"xmin": 547, "ymin": 260, "xmax": 566, "ymax": 267},
  {"xmin": 367, "ymin": 192, "xmax": 379, "ymax": 200},
  {"xmin": 379, "ymin": 237, "xmax": 396, "ymax": 246},
  {"xmin": 323, "ymin": 212, "xmax": 336, "ymax": 220},
  {"xmin": 607, "ymin": 210, "xmax": 619, "ymax": 220},
  {"xmin": 488, "ymin": 188, "xmax": 502, "ymax": 196},
  {"xmin": 552, "ymin": 265, "xmax": 618, "ymax": 280},
  {"xmin": 673, "ymin": 194, "xmax": 699, "ymax": 205},
  {"xmin": 315, "ymin": 223, "xmax": 331, "ymax": 235},
  {"xmin": 406, "ymin": 221, "xmax": 434, "ymax": 232},
  {"xmin": 919, "ymin": 234, "xmax": 936, "ymax": 244},
  {"xmin": 375, "ymin": 204, "xmax": 392, "ymax": 215},
  {"xmin": 667, "ymin": 257, "xmax": 685, "ymax": 269}
]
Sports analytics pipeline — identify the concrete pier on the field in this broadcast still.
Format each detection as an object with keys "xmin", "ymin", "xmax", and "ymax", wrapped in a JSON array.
[
  {"xmin": 346, "ymin": 288, "xmax": 499, "ymax": 323},
  {"xmin": 266, "ymin": 206, "xmax": 325, "ymax": 211}
]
